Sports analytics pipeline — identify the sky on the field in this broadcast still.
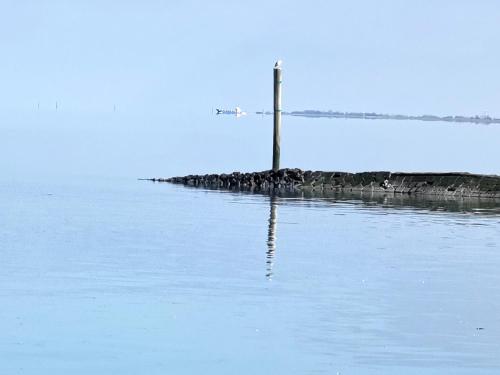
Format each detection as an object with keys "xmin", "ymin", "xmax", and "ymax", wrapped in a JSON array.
[
  {"xmin": 1, "ymin": 1, "xmax": 500, "ymax": 178},
  {"xmin": 2, "ymin": 0, "xmax": 500, "ymax": 116}
]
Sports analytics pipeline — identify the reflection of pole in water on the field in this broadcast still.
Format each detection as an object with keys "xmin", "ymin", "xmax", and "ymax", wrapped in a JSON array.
[{"xmin": 266, "ymin": 196, "xmax": 278, "ymax": 280}]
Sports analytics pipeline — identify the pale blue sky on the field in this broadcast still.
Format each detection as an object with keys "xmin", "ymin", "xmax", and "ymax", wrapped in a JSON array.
[
  {"xmin": 2, "ymin": 0, "xmax": 500, "ymax": 116},
  {"xmin": 1, "ymin": 1, "xmax": 500, "ymax": 179}
]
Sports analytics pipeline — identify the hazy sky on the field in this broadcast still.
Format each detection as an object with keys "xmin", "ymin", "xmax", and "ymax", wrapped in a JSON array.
[
  {"xmin": 2, "ymin": 0, "xmax": 500, "ymax": 116},
  {"xmin": 2, "ymin": 1, "xmax": 500, "ymax": 179}
]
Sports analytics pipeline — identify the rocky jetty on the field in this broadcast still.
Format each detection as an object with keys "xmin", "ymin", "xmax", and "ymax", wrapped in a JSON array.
[{"xmin": 150, "ymin": 169, "xmax": 500, "ymax": 198}]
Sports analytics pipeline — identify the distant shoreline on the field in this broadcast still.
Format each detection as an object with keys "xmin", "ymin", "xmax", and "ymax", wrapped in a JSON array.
[{"xmin": 253, "ymin": 110, "xmax": 500, "ymax": 125}]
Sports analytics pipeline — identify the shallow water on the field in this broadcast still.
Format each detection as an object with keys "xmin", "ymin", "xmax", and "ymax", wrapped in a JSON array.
[{"xmin": 1, "ymin": 176, "xmax": 499, "ymax": 374}]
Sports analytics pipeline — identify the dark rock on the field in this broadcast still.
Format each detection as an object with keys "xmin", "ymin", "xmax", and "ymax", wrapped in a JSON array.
[{"xmin": 159, "ymin": 169, "xmax": 500, "ymax": 198}]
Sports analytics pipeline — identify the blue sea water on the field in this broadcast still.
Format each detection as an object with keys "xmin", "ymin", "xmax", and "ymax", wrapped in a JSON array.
[{"xmin": 1, "ymin": 113, "xmax": 499, "ymax": 374}]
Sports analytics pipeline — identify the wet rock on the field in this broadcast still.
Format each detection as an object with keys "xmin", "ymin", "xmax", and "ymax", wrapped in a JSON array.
[{"xmin": 159, "ymin": 169, "xmax": 500, "ymax": 198}]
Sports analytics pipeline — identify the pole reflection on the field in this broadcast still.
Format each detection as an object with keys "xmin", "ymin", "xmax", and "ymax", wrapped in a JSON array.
[{"xmin": 266, "ymin": 196, "xmax": 278, "ymax": 280}]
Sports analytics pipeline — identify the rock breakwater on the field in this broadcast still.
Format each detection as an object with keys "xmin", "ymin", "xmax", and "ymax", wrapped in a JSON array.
[{"xmin": 150, "ymin": 169, "xmax": 500, "ymax": 198}]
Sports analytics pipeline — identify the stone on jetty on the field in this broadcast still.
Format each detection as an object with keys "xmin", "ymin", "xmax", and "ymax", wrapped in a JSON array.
[{"xmin": 151, "ymin": 169, "xmax": 500, "ymax": 198}]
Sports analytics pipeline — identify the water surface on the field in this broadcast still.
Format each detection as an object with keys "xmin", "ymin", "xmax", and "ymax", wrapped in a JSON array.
[{"xmin": 1, "ymin": 177, "xmax": 499, "ymax": 374}]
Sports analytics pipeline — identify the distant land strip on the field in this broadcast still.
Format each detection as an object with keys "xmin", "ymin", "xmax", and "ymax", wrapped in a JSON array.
[{"xmin": 254, "ymin": 110, "xmax": 500, "ymax": 125}]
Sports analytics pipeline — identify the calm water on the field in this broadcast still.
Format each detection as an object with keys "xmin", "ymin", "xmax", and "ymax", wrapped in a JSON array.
[
  {"xmin": 4, "ymin": 2, "xmax": 500, "ymax": 372},
  {"xmin": 1, "ymin": 112, "xmax": 500, "ymax": 373},
  {"xmin": 1, "ymin": 175, "xmax": 499, "ymax": 374}
]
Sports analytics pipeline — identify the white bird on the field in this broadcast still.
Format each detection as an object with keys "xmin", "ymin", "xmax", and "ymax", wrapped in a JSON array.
[
  {"xmin": 235, "ymin": 106, "xmax": 247, "ymax": 117},
  {"xmin": 274, "ymin": 60, "xmax": 282, "ymax": 69}
]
